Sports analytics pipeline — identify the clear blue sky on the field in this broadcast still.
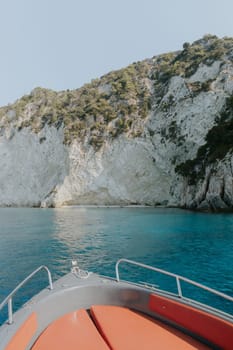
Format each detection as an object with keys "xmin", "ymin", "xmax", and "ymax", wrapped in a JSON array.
[{"xmin": 0, "ymin": 0, "xmax": 233, "ymax": 106}]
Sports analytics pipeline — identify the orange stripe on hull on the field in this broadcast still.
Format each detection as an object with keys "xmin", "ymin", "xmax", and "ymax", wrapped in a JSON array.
[{"xmin": 149, "ymin": 293, "xmax": 233, "ymax": 350}]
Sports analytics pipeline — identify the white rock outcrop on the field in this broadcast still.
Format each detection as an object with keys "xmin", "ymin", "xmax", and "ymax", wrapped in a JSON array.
[
  {"xmin": 0, "ymin": 126, "xmax": 68, "ymax": 207},
  {"xmin": 53, "ymin": 137, "xmax": 172, "ymax": 206}
]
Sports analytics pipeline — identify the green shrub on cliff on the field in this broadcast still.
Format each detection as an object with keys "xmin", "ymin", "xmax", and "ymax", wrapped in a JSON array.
[{"xmin": 1, "ymin": 35, "xmax": 233, "ymax": 151}]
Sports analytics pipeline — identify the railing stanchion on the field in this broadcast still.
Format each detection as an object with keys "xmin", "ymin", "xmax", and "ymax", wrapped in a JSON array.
[
  {"xmin": 8, "ymin": 298, "xmax": 13, "ymax": 325},
  {"xmin": 176, "ymin": 277, "xmax": 182, "ymax": 298},
  {"xmin": 115, "ymin": 261, "xmax": 120, "ymax": 282},
  {"xmin": 48, "ymin": 269, "xmax": 53, "ymax": 290}
]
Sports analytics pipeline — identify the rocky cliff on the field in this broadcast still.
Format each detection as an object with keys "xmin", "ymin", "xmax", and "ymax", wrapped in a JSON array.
[{"xmin": 1, "ymin": 34, "xmax": 233, "ymax": 211}]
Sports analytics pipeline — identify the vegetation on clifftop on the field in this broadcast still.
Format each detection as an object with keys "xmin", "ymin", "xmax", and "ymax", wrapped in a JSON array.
[
  {"xmin": 0, "ymin": 34, "xmax": 233, "ymax": 150},
  {"xmin": 0, "ymin": 61, "xmax": 152, "ymax": 148}
]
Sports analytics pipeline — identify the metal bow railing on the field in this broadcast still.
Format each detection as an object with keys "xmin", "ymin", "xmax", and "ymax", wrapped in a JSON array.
[
  {"xmin": 115, "ymin": 258, "xmax": 233, "ymax": 306},
  {"xmin": 0, "ymin": 265, "xmax": 53, "ymax": 324}
]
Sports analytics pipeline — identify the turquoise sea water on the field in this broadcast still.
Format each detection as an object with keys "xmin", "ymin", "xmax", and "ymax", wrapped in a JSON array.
[{"xmin": 0, "ymin": 207, "xmax": 233, "ymax": 324}]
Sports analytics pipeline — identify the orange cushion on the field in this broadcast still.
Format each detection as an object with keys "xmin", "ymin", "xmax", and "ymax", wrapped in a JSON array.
[
  {"xmin": 5, "ymin": 312, "xmax": 37, "ymax": 350},
  {"xmin": 32, "ymin": 309, "xmax": 109, "ymax": 350},
  {"xmin": 91, "ymin": 305, "xmax": 210, "ymax": 350}
]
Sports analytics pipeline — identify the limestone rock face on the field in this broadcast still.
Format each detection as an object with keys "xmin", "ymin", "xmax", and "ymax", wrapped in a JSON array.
[
  {"xmin": 0, "ymin": 126, "xmax": 68, "ymax": 207},
  {"xmin": 178, "ymin": 156, "xmax": 233, "ymax": 211},
  {"xmin": 1, "ymin": 35, "xmax": 233, "ymax": 211},
  {"xmin": 53, "ymin": 137, "xmax": 172, "ymax": 206}
]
